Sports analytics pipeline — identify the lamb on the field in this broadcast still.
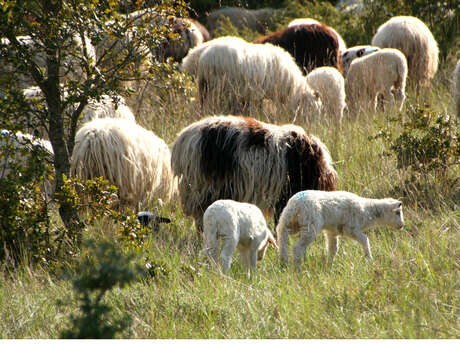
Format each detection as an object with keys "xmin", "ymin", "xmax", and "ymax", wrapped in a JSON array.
[
  {"xmin": 342, "ymin": 45, "xmax": 380, "ymax": 76},
  {"xmin": 202, "ymin": 199, "xmax": 278, "ymax": 277},
  {"xmin": 371, "ymin": 16, "xmax": 439, "ymax": 90},
  {"xmin": 196, "ymin": 38, "xmax": 321, "ymax": 119},
  {"xmin": 288, "ymin": 18, "xmax": 347, "ymax": 54},
  {"xmin": 345, "ymin": 48, "xmax": 408, "ymax": 114},
  {"xmin": 453, "ymin": 59, "xmax": 460, "ymax": 118},
  {"xmin": 276, "ymin": 190, "xmax": 404, "ymax": 264},
  {"xmin": 254, "ymin": 23, "xmax": 343, "ymax": 75},
  {"xmin": 71, "ymin": 118, "xmax": 176, "ymax": 211},
  {"xmin": 171, "ymin": 115, "xmax": 337, "ymax": 232},
  {"xmin": 0, "ymin": 130, "xmax": 55, "ymax": 199},
  {"xmin": 306, "ymin": 67, "xmax": 345, "ymax": 122}
]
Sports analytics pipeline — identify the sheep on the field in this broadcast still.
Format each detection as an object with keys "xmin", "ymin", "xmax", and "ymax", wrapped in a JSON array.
[
  {"xmin": 0, "ymin": 130, "xmax": 55, "ymax": 199},
  {"xmin": 202, "ymin": 199, "xmax": 278, "ymax": 277},
  {"xmin": 345, "ymin": 48, "xmax": 408, "ymax": 115},
  {"xmin": 306, "ymin": 67, "xmax": 345, "ymax": 122},
  {"xmin": 180, "ymin": 36, "xmax": 246, "ymax": 78},
  {"xmin": 276, "ymin": 190, "xmax": 404, "ymax": 265},
  {"xmin": 288, "ymin": 18, "xmax": 347, "ymax": 54},
  {"xmin": 453, "ymin": 59, "xmax": 460, "ymax": 118},
  {"xmin": 254, "ymin": 23, "xmax": 342, "ymax": 75},
  {"xmin": 205, "ymin": 7, "xmax": 277, "ymax": 36},
  {"xmin": 136, "ymin": 211, "xmax": 171, "ymax": 231},
  {"xmin": 171, "ymin": 115, "xmax": 337, "ymax": 232},
  {"xmin": 195, "ymin": 38, "xmax": 322, "ymax": 119},
  {"xmin": 71, "ymin": 118, "xmax": 176, "ymax": 211},
  {"xmin": 342, "ymin": 45, "xmax": 380, "ymax": 76},
  {"xmin": 371, "ymin": 16, "xmax": 439, "ymax": 90}
]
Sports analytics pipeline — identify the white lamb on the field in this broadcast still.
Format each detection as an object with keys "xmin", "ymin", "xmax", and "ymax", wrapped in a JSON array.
[
  {"xmin": 306, "ymin": 67, "xmax": 345, "ymax": 122},
  {"xmin": 276, "ymin": 190, "xmax": 404, "ymax": 265},
  {"xmin": 345, "ymin": 48, "xmax": 408, "ymax": 115},
  {"xmin": 342, "ymin": 45, "xmax": 380, "ymax": 76},
  {"xmin": 202, "ymin": 199, "xmax": 278, "ymax": 277},
  {"xmin": 453, "ymin": 59, "xmax": 460, "ymax": 118},
  {"xmin": 196, "ymin": 38, "xmax": 322, "ymax": 119}
]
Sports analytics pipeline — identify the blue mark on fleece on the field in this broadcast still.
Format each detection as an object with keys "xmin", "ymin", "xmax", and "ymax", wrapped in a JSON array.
[{"xmin": 292, "ymin": 190, "xmax": 314, "ymax": 200}]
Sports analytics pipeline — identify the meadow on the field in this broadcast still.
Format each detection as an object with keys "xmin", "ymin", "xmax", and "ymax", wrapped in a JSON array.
[{"xmin": 0, "ymin": 1, "xmax": 459, "ymax": 339}]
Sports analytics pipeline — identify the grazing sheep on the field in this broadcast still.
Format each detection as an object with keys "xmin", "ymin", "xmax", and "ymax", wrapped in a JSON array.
[
  {"xmin": 371, "ymin": 16, "xmax": 439, "ymax": 89},
  {"xmin": 254, "ymin": 23, "xmax": 342, "ymax": 75},
  {"xmin": 276, "ymin": 190, "xmax": 404, "ymax": 264},
  {"xmin": 202, "ymin": 199, "xmax": 278, "ymax": 277},
  {"xmin": 136, "ymin": 211, "xmax": 171, "ymax": 231},
  {"xmin": 342, "ymin": 45, "xmax": 380, "ymax": 76},
  {"xmin": 180, "ymin": 36, "xmax": 246, "ymax": 77},
  {"xmin": 453, "ymin": 59, "xmax": 460, "ymax": 118},
  {"xmin": 171, "ymin": 115, "xmax": 337, "ymax": 232},
  {"xmin": 205, "ymin": 7, "xmax": 277, "ymax": 36},
  {"xmin": 196, "ymin": 38, "xmax": 321, "ymax": 119},
  {"xmin": 71, "ymin": 118, "xmax": 176, "ymax": 211},
  {"xmin": 81, "ymin": 95, "xmax": 136, "ymax": 124},
  {"xmin": 288, "ymin": 18, "xmax": 347, "ymax": 54},
  {"xmin": 0, "ymin": 130, "xmax": 54, "ymax": 199},
  {"xmin": 306, "ymin": 67, "xmax": 345, "ymax": 122},
  {"xmin": 345, "ymin": 48, "xmax": 408, "ymax": 114}
]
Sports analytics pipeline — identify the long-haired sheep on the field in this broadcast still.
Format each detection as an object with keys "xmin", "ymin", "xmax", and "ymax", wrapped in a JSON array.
[
  {"xmin": 306, "ymin": 67, "xmax": 345, "ymax": 122},
  {"xmin": 345, "ymin": 48, "xmax": 408, "ymax": 114},
  {"xmin": 254, "ymin": 23, "xmax": 342, "ymax": 75},
  {"xmin": 342, "ymin": 45, "xmax": 380, "ymax": 76},
  {"xmin": 202, "ymin": 199, "xmax": 278, "ymax": 278},
  {"xmin": 453, "ymin": 59, "xmax": 460, "ymax": 118},
  {"xmin": 288, "ymin": 18, "xmax": 347, "ymax": 54},
  {"xmin": 205, "ymin": 7, "xmax": 277, "ymax": 36},
  {"xmin": 171, "ymin": 115, "xmax": 337, "ymax": 232},
  {"xmin": 276, "ymin": 190, "xmax": 404, "ymax": 264},
  {"xmin": 71, "ymin": 118, "xmax": 175, "ymax": 210},
  {"xmin": 371, "ymin": 16, "xmax": 439, "ymax": 89},
  {"xmin": 0, "ymin": 130, "xmax": 54, "ymax": 199},
  {"xmin": 196, "ymin": 38, "xmax": 322, "ymax": 119}
]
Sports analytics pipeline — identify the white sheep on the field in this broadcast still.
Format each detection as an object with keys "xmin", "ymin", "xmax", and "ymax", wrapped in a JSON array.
[
  {"xmin": 202, "ymin": 199, "xmax": 278, "ymax": 277},
  {"xmin": 0, "ymin": 130, "xmax": 55, "ymax": 199},
  {"xmin": 345, "ymin": 48, "xmax": 408, "ymax": 114},
  {"xmin": 342, "ymin": 45, "xmax": 380, "ymax": 76},
  {"xmin": 453, "ymin": 59, "xmax": 460, "ymax": 118},
  {"xmin": 306, "ymin": 67, "xmax": 345, "ymax": 122},
  {"xmin": 288, "ymin": 18, "xmax": 347, "ymax": 53},
  {"xmin": 71, "ymin": 118, "xmax": 176, "ymax": 211},
  {"xmin": 371, "ymin": 16, "xmax": 439, "ymax": 89},
  {"xmin": 276, "ymin": 190, "xmax": 404, "ymax": 264},
  {"xmin": 180, "ymin": 36, "xmax": 246, "ymax": 77},
  {"xmin": 196, "ymin": 38, "xmax": 322, "ymax": 119}
]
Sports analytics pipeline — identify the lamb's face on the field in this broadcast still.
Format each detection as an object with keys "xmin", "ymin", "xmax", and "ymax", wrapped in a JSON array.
[
  {"xmin": 257, "ymin": 240, "xmax": 269, "ymax": 261},
  {"xmin": 383, "ymin": 201, "xmax": 404, "ymax": 229}
]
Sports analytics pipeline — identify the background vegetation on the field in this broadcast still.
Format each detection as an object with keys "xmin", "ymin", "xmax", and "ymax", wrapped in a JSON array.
[{"xmin": 0, "ymin": 0, "xmax": 458, "ymax": 339}]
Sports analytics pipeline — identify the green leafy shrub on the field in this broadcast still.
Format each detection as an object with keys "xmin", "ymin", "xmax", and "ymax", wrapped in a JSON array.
[{"xmin": 61, "ymin": 239, "xmax": 144, "ymax": 339}]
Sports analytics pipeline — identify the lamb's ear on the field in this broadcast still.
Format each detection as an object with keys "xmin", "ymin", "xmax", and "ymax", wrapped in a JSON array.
[{"xmin": 268, "ymin": 233, "xmax": 279, "ymax": 249}]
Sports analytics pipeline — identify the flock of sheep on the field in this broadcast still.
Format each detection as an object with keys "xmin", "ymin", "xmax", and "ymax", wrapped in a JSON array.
[{"xmin": 1, "ymin": 5, "xmax": 459, "ymax": 276}]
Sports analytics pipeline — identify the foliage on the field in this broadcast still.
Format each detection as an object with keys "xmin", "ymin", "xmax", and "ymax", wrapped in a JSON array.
[{"xmin": 61, "ymin": 239, "xmax": 144, "ymax": 338}]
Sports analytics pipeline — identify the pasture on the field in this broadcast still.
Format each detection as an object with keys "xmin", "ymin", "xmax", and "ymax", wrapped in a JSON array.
[{"xmin": 0, "ymin": 0, "xmax": 458, "ymax": 339}]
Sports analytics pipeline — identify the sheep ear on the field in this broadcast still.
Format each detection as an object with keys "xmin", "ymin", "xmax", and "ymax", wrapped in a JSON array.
[
  {"xmin": 357, "ymin": 49, "xmax": 364, "ymax": 57},
  {"xmin": 268, "ymin": 235, "xmax": 279, "ymax": 249}
]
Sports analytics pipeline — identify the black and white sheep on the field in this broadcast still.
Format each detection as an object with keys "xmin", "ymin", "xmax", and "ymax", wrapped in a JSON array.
[{"xmin": 171, "ymin": 115, "xmax": 337, "ymax": 232}]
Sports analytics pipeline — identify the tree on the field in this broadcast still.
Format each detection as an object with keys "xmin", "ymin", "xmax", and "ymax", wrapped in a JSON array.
[{"xmin": 0, "ymin": 0, "xmax": 187, "ymax": 240}]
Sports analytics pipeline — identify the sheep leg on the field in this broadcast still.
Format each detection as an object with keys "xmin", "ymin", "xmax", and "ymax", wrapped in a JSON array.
[
  {"xmin": 247, "ymin": 251, "xmax": 258, "ymax": 279},
  {"xmin": 392, "ymin": 88, "xmax": 405, "ymax": 111},
  {"xmin": 325, "ymin": 232, "xmax": 339, "ymax": 258},
  {"xmin": 349, "ymin": 229, "xmax": 373, "ymax": 260},
  {"xmin": 219, "ymin": 237, "xmax": 238, "ymax": 273},
  {"xmin": 381, "ymin": 87, "xmax": 395, "ymax": 112},
  {"xmin": 277, "ymin": 225, "xmax": 290, "ymax": 264},
  {"xmin": 292, "ymin": 226, "xmax": 317, "ymax": 264}
]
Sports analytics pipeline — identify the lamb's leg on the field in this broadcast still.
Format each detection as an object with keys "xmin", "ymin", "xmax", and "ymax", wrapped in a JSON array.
[
  {"xmin": 325, "ymin": 232, "xmax": 339, "ymax": 258},
  {"xmin": 277, "ymin": 225, "xmax": 290, "ymax": 264},
  {"xmin": 349, "ymin": 229, "xmax": 373, "ymax": 260},
  {"xmin": 381, "ymin": 87, "xmax": 395, "ymax": 112},
  {"xmin": 392, "ymin": 88, "xmax": 405, "ymax": 111},
  {"xmin": 219, "ymin": 237, "xmax": 238, "ymax": 273},
  {"xmin": 292, "ymin": 225, "xmax": 317, "ymax": 264},
  {"xmin": 248, "ymin": 251, "xmax": 258, "ymax": 279}
]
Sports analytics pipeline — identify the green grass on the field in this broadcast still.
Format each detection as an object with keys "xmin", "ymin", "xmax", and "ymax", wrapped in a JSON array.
[{"xmin": 0, "ymin": 46, "xmax": 459, "ymax": 339}]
